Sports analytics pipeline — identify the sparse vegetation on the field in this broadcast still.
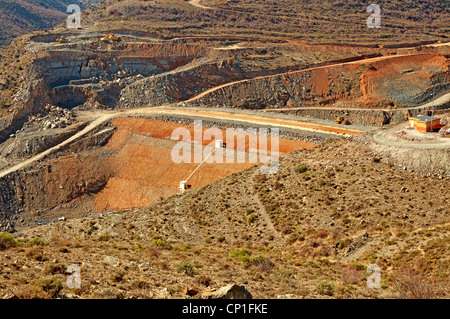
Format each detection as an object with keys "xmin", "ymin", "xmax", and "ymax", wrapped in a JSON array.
[
  {"xmin": 29, "ymin": 277, "xmax": 63, "ymax": 298},
  {"xmin": 0, "ymin": 232, "xmax": 19, "ymax": 250},
  {"xmin": 176, "ymin": 261, "xmax": 199, "ymax": 277},
  {"xmin": 316, "ymin": 280, "xmax": 335, "ymax": 296},
  {"xmin": 0, "ymin": 0, "xmax": 448, "ymax": 302}
]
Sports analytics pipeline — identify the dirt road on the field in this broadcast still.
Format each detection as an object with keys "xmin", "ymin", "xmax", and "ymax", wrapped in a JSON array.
[
  {"xmin": 0, "ymin": 114, "xmax": 114, "ymax": 179},
  {"xmin": 372, "ymin": 130, "xmax": 450, "ymax": 149},
  {"xmin": 189, "ymin": 0, "xmax": 211, "ymax": 10},
  {"xmin": 0, "ymin": 107, "xmax": 361, "ymax": 179},
  {"xmin": 184, "ymin": 53, "xmax": 426, "ymax": 104}
]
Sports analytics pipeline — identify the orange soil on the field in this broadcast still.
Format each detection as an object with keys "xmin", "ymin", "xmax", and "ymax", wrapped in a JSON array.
[
  {"xmin": 94, "ymin": 118, "xmax": 316, "ymax": 212},
  {"xmin": 360, "ymin": 54, "xmax": 449, "ymax": 106}
]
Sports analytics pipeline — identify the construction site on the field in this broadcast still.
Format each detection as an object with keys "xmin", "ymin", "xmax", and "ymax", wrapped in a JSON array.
[{"xmin": 0, "ymin": 0, "xmax": 448, "ymax": 300}]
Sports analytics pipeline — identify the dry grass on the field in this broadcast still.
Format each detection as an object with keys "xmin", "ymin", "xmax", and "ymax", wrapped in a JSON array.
[{"xmin": 0, "ymin": 138, "xmax": 448, "ymax": 299}]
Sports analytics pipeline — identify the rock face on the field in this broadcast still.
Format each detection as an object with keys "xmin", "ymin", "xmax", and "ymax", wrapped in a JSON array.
[
  {"xmin": 118, "ymin": 60, "xmax": 247, "ymax": 108},
  {"xmin": 185, "ymin": 53, "xmax": 449, "ymax": 111},
  {"xmin": 202, "ymin": 284, "xmax": 252, "ymax": 299},
  {"xmin": 0, "ymin": 132, "xmax": 114, "ymax": 231}
]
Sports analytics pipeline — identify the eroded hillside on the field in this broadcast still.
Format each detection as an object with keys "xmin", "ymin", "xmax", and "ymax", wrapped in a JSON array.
[
  {"xmin": 0, "ymin": 0, "xmax": 449, "ymax": 301},
  {"xmin": 1, "ymin": 137, "xmax": 448, "ymax": 299}
]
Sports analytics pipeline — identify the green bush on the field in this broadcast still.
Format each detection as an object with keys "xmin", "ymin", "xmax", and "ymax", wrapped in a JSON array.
[
  {"xmin": 230, "ymin": 248, "xmax": 252, "ymax": 259},
  {"xmin": 274, "ymin": 267, "xmax": 293, "ymax": 279},
  {"xmin": 248, "ymin": 254, "xmax": 274, "ymax": 270},
  {"xmin": 176, "ymin": 261, "xmax": 199, "ymax": 277},
  {"xmin": 87, "ymin": 221, "xmax": 98, "ymax": 235},
  {"xmin": 336, "ymin": 239, "xmax": 351, "ymax": 250},
  {"xmin": 28, "ymin": 237, "xmax": 45, "ymax": 246},
  {"xmin": 294, "ymin": 163, "xmax": 308, "ymax": 173},
  {"xmin": 246, "ymin": 213, "xmax": 257, "ymax": 224},
  {"xmin": 30, "ymin": 277, "xmax": 63, "ymax": 298},
  {"xmin": 97, "ymin": 234, "xmax": 111, "ymax": 241},
  {"xmin": 0, "ymin": 232, "xmax": 18, "ymax": 251},
  {"xmin": 316, "ymin": 281, "xmax": 335, "ymax": 296},
  {"xmin": 130, "ymin": 279, "xmax": 150, "ymax": 290}
]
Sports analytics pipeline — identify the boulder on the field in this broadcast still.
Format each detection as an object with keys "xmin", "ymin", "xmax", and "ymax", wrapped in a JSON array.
[{"xmin": 201, "ymin": 284, "xmax": 252, "ymax": 299}]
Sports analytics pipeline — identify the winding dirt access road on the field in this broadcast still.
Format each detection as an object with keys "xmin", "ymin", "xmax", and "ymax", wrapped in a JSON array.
[
  {"xmin": 2, "ymin": 44, "xmax": 448, "ymax": 180},
  {"xmin": 372, "ymin": 130, "xmax": 450, "ymax": 149},
  {"xmin": 0, "ymin": 106, "xmax": 361, "ymax": 179},
  {"xmin": 184, "ymin": 53, "xmax": 429, "ymax": 105},
  {"xmin": 189, "ymin": 0, "xmax": 212, "ymax": 10}
]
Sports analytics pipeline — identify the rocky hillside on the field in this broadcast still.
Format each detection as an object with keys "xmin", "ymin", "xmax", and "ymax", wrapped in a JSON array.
[
  {"xmin": 0, "ymin": 0, "xmax": 100, "ymax": 46},
  {"xmin": 0, "ymin": 137, "xmax": 448, "ymax": 299},
  {"xmin": 83, "ymin": 0, "xmax": 449, "ymax": 44}
]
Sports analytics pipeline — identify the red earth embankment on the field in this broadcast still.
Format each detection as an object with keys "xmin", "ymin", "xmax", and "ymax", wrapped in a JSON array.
[
  {"xmin": 94, "ymin": 118, "xmax": 316, "ymax": 212},
  {"xmin": 360, "ymin": 53, "xmax": 449, "ymax": 107}
]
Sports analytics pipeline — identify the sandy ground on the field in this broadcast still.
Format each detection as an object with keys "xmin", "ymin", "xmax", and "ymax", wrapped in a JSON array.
[
  {"xmin": 93, "ymin": 118, "xmax": 316, "ymax": 212},
  {"xmin": 189, "ymin": 0, "xmax": 212, "ymax": 10},
  {"xmin": 373, "ymin": 130, "xmax": 450, "ymax": 149}
]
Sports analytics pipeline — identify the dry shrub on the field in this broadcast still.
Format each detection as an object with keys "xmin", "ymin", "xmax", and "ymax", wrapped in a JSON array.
[
  {"xmin": 26, "ymin": 247, "xmax": 47, "ymax": 261},
  {"xmin": 110, "ymin": 269, "xmax": 126, "ymax": 283},
  {"xmin": 0, "ymin": 232, "xmax": 18, "ymax": 251},
  {"xmin": 341, "ymin": 267, "xmax": 363, "ymax": 285},
  {"xmin": 195, "ymin": 274, "xmax": 213, "ymax": 287},
  {"xmin": 272, "ymin": 180, "xmax": 283, "ymax": 190},
  {"xmin": 130, "ymin": 279, "xmax": 151, "ymax": 290},
  {"xmin": 315, "ymin": 229, "xmax": 330, "ymax": 239},
  {"xmin": 147, "ymin": 246, "xmax": 161, "ymax": 258},
  {"xmin": 248, "ymin": 255, "xmax": 274, "ymax": 272},
  {"xmin": 392, "ymin": 268, "xmax": 448, "ymax": 299},
  {"xmin": 55, "ymin": 239, "xmax": 72, "ymax": 248},
  {"xmin": 16, "ymin": 286, "xmax": 50, "ymax": 299}
]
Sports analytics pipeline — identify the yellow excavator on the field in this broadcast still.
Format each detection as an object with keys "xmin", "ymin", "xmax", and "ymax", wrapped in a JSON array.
[
  {"xmin": 335, "ymin": 115, "xmax": 350, "ymax": 125},
  {"xmin": 100, "ymin": 33, "xmax": 121, "ymax": 43},
  {"xmin": 55, "ymin": 37, "xmax": 70, "ymax": 43}
]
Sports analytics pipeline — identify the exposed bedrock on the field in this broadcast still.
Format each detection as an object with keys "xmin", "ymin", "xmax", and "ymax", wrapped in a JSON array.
[
  {"xmin": 185, "ymin": 54, "xmax": 449, "ymax": 110},
  {"xmin": 0, "ymin": 42, "xmax": 209, "ymax": 142},
  {"xmin": 118, "ymin": 60, "xmax": 248, "ymax": 107},
  {"xmin": 0, "ymin": 125, "xmax": 116, "ymax": 231}
]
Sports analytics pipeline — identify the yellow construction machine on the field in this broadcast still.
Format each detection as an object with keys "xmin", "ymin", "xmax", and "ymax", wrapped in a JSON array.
[
  {"xmin": 100, "ymin": 33, "xmax": 121, "ymax": 43},
  {"xmin": 335, "ymin": 116, "xmax": 345, "ymax": 124},
  {"xmin": 55, "ymin": 37, "xmax": 70, "ymax": 43},
  {"xmin": 335, "ymin": 115, "xmax": 350, "ymax": 125}
]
